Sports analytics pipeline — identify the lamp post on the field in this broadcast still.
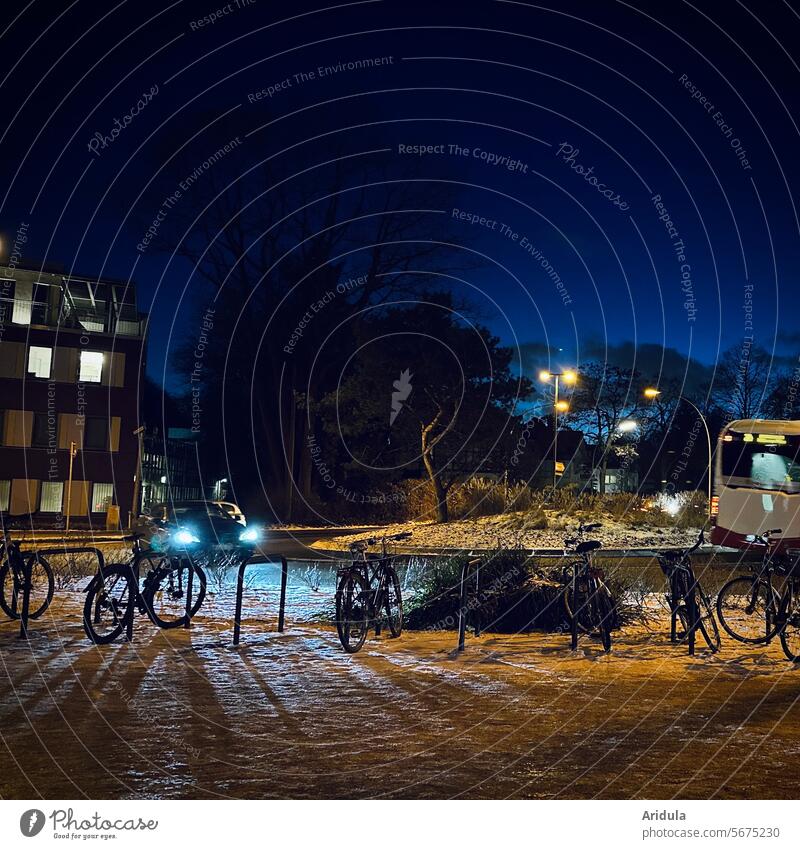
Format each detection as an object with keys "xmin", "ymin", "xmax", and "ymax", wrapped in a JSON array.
[
  {"xmin": 539, "ymin": 369, "xmax": 577, "ymax": 489},
  {"xmin": 644, "ymin": 388, "xmax": 712, "ymax": 518},
  {"xmin": 131, "ymin": 426, "xmax": 145, "ymax": 529},
  {"xmin": 65, "ymin": 441, "xmax": 77, "ymax": 533}
]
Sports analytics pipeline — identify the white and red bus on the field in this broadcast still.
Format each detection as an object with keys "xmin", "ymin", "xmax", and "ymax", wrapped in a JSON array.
[{"xmin": 711, "ymin": 419, "xmax": 800, "ymax": 550}]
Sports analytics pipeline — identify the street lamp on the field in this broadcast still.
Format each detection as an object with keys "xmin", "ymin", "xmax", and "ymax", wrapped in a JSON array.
[
  {"xmin": 618, "ymin": 419, "xmax": 639, "ymax": 433},
  {"xmin": 540, "ymin": 369, "xmax": 578, "ymax": 489},
  {"xmin": 644, "ymin": 387, "xmax": 712, "ymax": 518}
]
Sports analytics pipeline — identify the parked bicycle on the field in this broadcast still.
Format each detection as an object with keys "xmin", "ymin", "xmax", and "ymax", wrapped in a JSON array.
[
  {"xmin": 335, "ymin": 531, "xmax": 409, "ymax": 653},
  {"xmin": 562, "ymin": 522, "xmax": 616, "ymax": 652},
  {"xmin": 655, "ymin": 530, "xmax": 720, "ymax": 653},
  {"xmin": 716, "ymin": 528, "xmax": 800, "ymax": 662},
  {"xmin": 0, "ymin": 516, "xmax": 55, "ymax": 623},
  {"xmin": 83, "ymin": 532, "xmax": 208, "ymax": 644}
]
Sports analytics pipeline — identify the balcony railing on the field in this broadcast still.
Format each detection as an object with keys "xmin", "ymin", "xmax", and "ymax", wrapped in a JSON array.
[{"xmin": 0, "ymin": 296, "xmax": 143, "ymax": 336}]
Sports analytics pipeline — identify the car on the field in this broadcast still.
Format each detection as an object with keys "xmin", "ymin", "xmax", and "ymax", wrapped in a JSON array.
[
  {"xmin": 135, "ymin": 501, "xmax": 259, "ymax": 551},
  {"xmin": 213, "ymin": 501, "xmax": 246, "ymax": 526}
]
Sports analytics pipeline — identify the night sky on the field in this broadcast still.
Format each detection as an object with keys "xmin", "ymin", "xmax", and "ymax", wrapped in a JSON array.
[{"xmin": 2, "ymin": 0, "xmax": 799, "ymax": 390}]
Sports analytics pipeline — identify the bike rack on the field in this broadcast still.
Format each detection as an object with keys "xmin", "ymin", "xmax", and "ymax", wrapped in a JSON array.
[
  {"xmin": 233, "ymin": 555, "xmax": 288, "ymax": 646},
  {"xmin": 668, "ymin": 582, "xmax": 698, "ymax": 657},
  {"xmin": 457, "ymin": 556, "xmax": 482, "ymax": 652},
  {"xmin": 16, "ymin": 546, "xmax": 105, "ymax": 640}
]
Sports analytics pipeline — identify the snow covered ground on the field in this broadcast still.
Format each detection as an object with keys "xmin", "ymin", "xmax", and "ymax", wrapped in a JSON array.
[
  {"xmin": 304, "ymin": 512, "xmax": 705, "ymax": 553},
  {"xmin": 2, "ymin": 575, "xmax": 800, "ymax": 800}
]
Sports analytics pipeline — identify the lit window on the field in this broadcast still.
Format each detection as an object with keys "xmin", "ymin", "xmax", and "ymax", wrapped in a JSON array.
[
  {"xmin": 92, "ymin": 483, "xmax": 114, "ymax": 512},
  {"xmin": 0, "ymin": 480, "xmax": 9, "ymax": 511},
  {"xmin": 40, "ymin": 481, "xmax": 64, "ymax": 513},
  {"xmin": 79, "ymin": 350, "xmax": 104, "ymax": 383},
  {"xmin": 27, "ymin": 346, "xmax": 52, "ymax": 378}
]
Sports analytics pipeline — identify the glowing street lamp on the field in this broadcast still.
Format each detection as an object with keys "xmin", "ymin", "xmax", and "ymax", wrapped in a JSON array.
[
  {"xmin": 540, "ymin": 369, "xmax": 578, "ymax": 489},
  {"xmin": 618, "ymin": 419, "xmax": 639, "ymax": 433},
  {"xmin": 643, "ymin": 387, "xmax": 712, "ymax": 517}
]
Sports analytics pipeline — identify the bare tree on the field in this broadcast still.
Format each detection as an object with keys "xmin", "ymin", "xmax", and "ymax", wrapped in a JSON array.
[
  {"xmin": 568, "ymin": 363, "xmax": 642, "ymax": 493},
  {"xmin": 714, "ymin": 344, "xmax": 774, "ymax": 420}
]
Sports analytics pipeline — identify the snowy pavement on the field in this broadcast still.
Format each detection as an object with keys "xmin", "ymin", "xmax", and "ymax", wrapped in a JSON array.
[{"xmin": 2, "ymin": 588, "xmax": 800, "ymax": 799}]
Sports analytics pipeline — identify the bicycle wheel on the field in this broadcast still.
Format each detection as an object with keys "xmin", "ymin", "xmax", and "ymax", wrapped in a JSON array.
[
  {"xmin": 0, "ymin": 555, "xmax": 55, "ymax": 620},
  {"xmin": 335, "ymin": 571, "xmax": 369, "ymax": 653},
  {"xmin": 141, "ymin": 558, "xmax": 206, "ymax": 629},
  {"xmin": 83, "ymin": 564, "xmax": 135, "ymax": 644},
  {"xmin": 717, "ymin": 576, "xmax": 779, "ymax": 644},
  {"xmin": 384, "ymin": 567, "xmax": 403, "ymax": 638},
  {"xmin": 779, "ymin": 583, "xmax": 800, "ymax": 662},
  {"xmin": 695, "ymin": 586, "xmax": 721, "ymax": 652}
]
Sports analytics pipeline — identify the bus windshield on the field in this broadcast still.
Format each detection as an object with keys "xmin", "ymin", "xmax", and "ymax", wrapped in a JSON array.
[{"xmin": 721, "ymin": 432, "xmax": 800, "ymax": 493}]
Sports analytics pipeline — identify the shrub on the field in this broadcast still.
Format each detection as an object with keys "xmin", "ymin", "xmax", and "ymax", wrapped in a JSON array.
[{"xmin": 405, "ymin": 551, "xmax": 566, "ymax": 632}]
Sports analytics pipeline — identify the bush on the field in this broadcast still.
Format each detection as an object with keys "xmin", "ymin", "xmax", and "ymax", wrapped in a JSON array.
[{"xmin": 405, "ymin": 550, "xmax": 566, "ymax": 632}]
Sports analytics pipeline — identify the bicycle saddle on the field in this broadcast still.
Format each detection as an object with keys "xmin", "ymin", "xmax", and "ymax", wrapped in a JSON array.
[{"xmin": 575, "ymin": 540, "xmax": 601, "ymax": 554}]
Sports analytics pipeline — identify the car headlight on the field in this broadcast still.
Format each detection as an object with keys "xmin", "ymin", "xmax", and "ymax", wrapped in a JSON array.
[
  {"xmin": 239, "ymin": 526, "xmax": 261, "ymax": 543},
  {"xmin": 173, "ymin": 529, "xmax": 200, "ymax": 545}
]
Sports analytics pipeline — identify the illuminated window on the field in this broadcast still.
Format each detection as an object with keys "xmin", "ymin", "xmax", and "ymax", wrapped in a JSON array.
[
  {"xmin": 40, "ymin": 481, "xmax": 63, "ymax": 513},
  {"xmin": 79, "ymin": 350, "xmax": 104, "ymax": 383},
  {"xmin": 91, "ymin": 483, "xmax": 114, "ymax": 512},
  {"xmin": 27, "ymin": 346, "xmax": 52, "ymax": 378},
  {"xmin": 0, "ymin": 480, "xmax": 9, "ymax": 511}
]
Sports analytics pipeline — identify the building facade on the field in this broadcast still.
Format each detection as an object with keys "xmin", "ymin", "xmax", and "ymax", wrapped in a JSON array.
[
  {"xmin": 0, "ymin": 264, "xmax": 146, "ymax": 527},
  {"xmin": 140, "ymin": 427, "xmax": 206, "ymax": 509}
]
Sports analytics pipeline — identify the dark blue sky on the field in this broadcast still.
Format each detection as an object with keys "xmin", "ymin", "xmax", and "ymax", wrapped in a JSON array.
[{"xmin": 2, "ymin": 0, "xmax": 799, "ymax": 389}]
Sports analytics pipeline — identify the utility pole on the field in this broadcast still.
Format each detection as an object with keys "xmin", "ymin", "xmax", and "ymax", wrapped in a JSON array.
[
  {"xmin": 644, "ymin": 389, "xmax": 713, "ymax": 518},
  {"xmin": 131, "ymin": 426, "xmax": 145, "ymax": 528},
  {"xmin": 539, "ymin": 370, "xmax": 577, "ymax": 491},
  {"xmin": 65, "ymin": 441, "xmax": 77, "ymax": 532}
]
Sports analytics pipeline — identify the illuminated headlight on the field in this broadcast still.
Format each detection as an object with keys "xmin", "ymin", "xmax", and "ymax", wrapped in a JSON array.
[
  {"xmin": 239, "ymin": 527, "xmax": 261, "ymax": 543},
  {"xmin": 173, "ymin": 529, "xmax": 200, "ymax": 545}
]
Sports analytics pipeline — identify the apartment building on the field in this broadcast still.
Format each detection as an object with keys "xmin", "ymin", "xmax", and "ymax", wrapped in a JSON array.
[{"xmin": 0, "ymin": 263, "xmax": 146, "ymax": 526}]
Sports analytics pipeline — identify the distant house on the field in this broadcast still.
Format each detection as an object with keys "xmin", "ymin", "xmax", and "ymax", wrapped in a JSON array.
[{"xmin": 140, "ymin": 427, "xmax": 206, "ymax": 509}]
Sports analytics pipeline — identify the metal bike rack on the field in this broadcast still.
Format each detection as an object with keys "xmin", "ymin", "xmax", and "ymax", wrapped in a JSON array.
[
  {"xmin": 457, "ymin": 556, "xmax": 482, "ymax": 652},
  {"xmin": 17, "ymin": 546, "xmax": 105, "ymax": 639},
  {"xmin": 233, "ymin": 555, "xmax": 288, "ymax": 646},
  {"xmin": 668, "ymin": 584, "xmax": 697, "ymax": 656}
]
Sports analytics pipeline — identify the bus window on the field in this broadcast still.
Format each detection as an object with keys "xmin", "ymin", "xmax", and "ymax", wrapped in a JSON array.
[{"xmin": 721, "ymin": 435, "xmax": 800, "ymax": 492}]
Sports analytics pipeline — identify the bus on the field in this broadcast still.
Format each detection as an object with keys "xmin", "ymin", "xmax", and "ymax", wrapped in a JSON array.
[{"xmin": 711, "ymin": 419, "xmax": 800, "ymax": 551}]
